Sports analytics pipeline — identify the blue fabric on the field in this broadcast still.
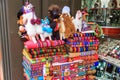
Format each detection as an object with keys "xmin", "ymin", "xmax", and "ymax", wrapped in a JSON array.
[
  {"xmin": 41, "ymin": 16, "xmax": 53, "ymax": 33},
  {"xmin": 41, "ymin": 16, "xmax": 50, "ymax": 24},
  {"xmin": 94, "ymin": 61, "xmax": 99, "ymax": 67},
  {"xmin": 42, "ymin": 26, "xmax": 52, "ymax": 33},
  {"xmin": 38, "ymin": 76, "xmax": 44, "ymax": 80}
]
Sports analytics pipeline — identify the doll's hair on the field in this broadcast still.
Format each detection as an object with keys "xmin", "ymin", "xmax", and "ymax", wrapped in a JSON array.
[
  {"xmin": 48, "ymin": 4, "xmax": 61, "ymax": 21},
  {"xmin": 48, "ymin": 4, "xmax": 60, "ymax": 11},
  {"xmin": 17, "ymin": 7, "xmax": 24, "ymax": 19},
  {"xmin": 61, "ymin": 13, "xmax": 75, "ymax": 38}
]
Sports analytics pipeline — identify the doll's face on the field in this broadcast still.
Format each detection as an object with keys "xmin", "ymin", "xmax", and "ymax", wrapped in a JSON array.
[
  {"xmin": 49, "ymin": 9, "xmax": 60, "ymax": 19},
  {"xmin": 76, "ymin": 10, "xmax": 82, "ymax": 19},
  {"xmin": 24, "ymin": 3, "xmax": 34, "ymax": 13}
]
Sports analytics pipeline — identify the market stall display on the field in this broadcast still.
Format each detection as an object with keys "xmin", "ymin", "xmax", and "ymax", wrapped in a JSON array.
[{"xmin": 16, "ymin": 1, "xmax": 102, "ymax": 80}]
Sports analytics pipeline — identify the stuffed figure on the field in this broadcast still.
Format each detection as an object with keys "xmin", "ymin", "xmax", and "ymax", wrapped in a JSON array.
[
  {"xmin": 48, "ymin": 4, "xmax": 61, "ymax": 40},
  {"xmin": 41, "ymin": 17, "xmax": 52, "ymax": 41},
  {"xmin": 41, "ymin": 17, "xmax": 52, "ymax": 33},
  {"xmin": 17, "ymin": 7, "xmax": 29, "ymax": 41},
  {"xmin": 60, "ymin": 6, "xmax": 75, "ymax": 38},
  {"xmin": 81, "ymin": 8, "xmax": 89, "ymax": 31},
  {"xmin": 72, "ymin": 10, "xmax": 82, "ymax": 32},
  {"xmin": 61, "ymin": 13, "xmax": 75, "ymax": 38},
  {"xmin": 22, "ymin": 2, "xmax": 38, "ymax": 43},
  {"xmin": 22, "ymin": 2, "xmax": 44, "ymax": 43},
  {"xmin": 82, "ymin": 8, "xmax": 89, "ymax": 22},
  {"xmin": 59, "ymin": 15, "xmax": 66, "ymax": 40}
]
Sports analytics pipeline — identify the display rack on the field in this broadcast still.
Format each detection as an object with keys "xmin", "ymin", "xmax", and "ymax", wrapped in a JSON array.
[
  {"xmin": 88, "ymin": 8, "xmax": 120, "ymax": 27},
  {"xmin": 16, "ymin": 1, "xmax": 102, "ymax": 80},
  {"xmin": 22, "ymin": 31, "xmax": 99, "ymax": 80},
  {"xmin": 97, "ymin": 36, "xmax": 120, "ymax": 80}
]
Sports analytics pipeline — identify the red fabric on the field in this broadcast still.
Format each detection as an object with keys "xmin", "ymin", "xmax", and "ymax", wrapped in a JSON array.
[{"xmin": 54, "ymin": 23, "xmax": 59, "ymax": 32}]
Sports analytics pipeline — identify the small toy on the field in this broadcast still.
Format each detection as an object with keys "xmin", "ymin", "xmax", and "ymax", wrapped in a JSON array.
[
  {"xmin": 60, "ymin": 13, "xmax": 75, "ymax": 39},
  {"xmin": 41, "ymin": 17, "xmax": 53, "ymax": 41},
  {"xmin": 22, "ymin": 2, "xmax": 43, "ymax": 43},
  {"xmin": 59, "ymin": 15, "xmax": 66, "ymax": 40},
  {"xmin": 82, "ymin": 8, "xmax": 89, "ymax": 22},
  {"xmin": 73, "ymin": 10, "xmax": 82, "ymax": 32},
  {"xmin": 48, "ymin": 4, "xmax": 61, "ymax": 40},
  {"xmin": 17, "ymin": 7, "xmax": 29, "ymax": 41},
  {"xmin": 81, "ymin": 8, "xmax": 89, "ymax": 31}
]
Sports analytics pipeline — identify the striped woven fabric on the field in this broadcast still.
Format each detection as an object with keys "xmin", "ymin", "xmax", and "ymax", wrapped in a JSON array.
[
  {"xmin": 24, "ymin": 72, "xmax": 44, "ymax": 80},
  {"xmin": 23, "ymin": 44, "xmax": 68, "ymax": 59},
  {"xmin": 66, "ymin": 32, "xmax": 99, "ymax": 53},
  {"xmin": 24, "ymin": 40, "xmax": 65, "ymax": 49}
]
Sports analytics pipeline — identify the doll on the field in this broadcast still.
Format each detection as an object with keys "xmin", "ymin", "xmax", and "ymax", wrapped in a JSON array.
[
  {"xmin": 59, "ymin": 6, "xmax": 76, "ymax": 40},
  {"xmin": 17, "ymin": 7, "xmax": 29, "ymax": 41},
  {"xmin": 41, "ymin": 17, "xmax": 52, "ymax": 41},
  {"xmin": 61, "ymin": 13, "xmax": 75, "ymax": 39},
  {"xmin": 81, "ymin": 8, "xmax": 89, "ymax": 31},
  {"xmin": 22, "ymin": 2, "xmax": 38, "ymax": 43},
  {"xmin": 72, "ymin": 10, "xmax": 82, "ymax": 32},
  {"xmin": 62, "ymin": 6, "xmax": 70, "ymax": 16},
  {"xmin": 22, "ymin": 2, "xmax": 44, "ymax": 43},
  {"xmin": 48, "ymin": 4, "xmax": 61, "ymax": 40},
  {"xmin": 59, "ymin": 15, "xmax": 65, "ymax": 40}
]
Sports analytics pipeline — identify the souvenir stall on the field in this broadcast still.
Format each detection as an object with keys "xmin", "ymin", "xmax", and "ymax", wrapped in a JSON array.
[
  {"xmin": 16, "ymin": 0, "xmax": 120, "ymax": 80},
  {"xmin": 16, "ymin": 0, "xmax": 103, "ymax": 80}
]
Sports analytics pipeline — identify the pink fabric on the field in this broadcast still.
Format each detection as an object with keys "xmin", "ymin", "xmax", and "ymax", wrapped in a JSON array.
[{"xmin": 24, "ymin": 40, "xmax": 38, "ymax": 49}]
